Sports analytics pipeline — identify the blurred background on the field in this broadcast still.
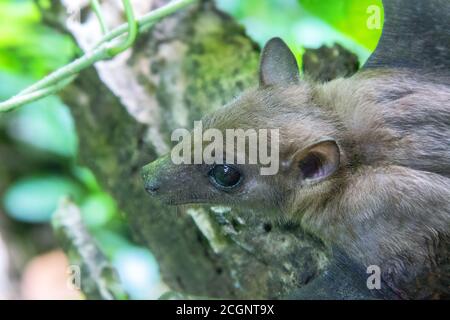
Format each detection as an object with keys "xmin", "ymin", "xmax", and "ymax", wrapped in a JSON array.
[{"xmin": 0, "ymin": 0, "xmax": 382, "ymax": 299}]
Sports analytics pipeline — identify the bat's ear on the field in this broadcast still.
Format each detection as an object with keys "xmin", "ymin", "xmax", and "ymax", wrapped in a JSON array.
[
  {"xmin": 259, "ymin": 37, "xmax": 300, "ymax": 87},
  {"xmin": 290, "ymin": 139, "xmax": 340, "ymax": 184}
]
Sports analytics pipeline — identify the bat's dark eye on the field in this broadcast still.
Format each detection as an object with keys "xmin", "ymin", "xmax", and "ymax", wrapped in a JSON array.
[{"xmin": 209, "ymin": 165, "xmax": 242, "ymax": 189}]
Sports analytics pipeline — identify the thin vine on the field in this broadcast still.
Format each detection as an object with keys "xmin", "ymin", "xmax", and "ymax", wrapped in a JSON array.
[{"xmin": 0, "ymin": 0, "xmax": 198, "ymax": 113}]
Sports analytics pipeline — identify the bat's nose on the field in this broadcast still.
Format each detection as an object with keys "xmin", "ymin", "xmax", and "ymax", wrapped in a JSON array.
[
  {"xmin": 144, "ymin": 181, "xmax": 160, "ymax": 194},
  {"xmin": 141, "ymin": 154, "xmax": 173, "ymax": 197},
  {"xmin": 141, "ymin": 165, "xmax": 161, "ymax": 195}
]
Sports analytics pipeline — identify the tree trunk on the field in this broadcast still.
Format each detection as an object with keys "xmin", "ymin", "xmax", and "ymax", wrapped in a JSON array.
[{"xmin": 46, "ymin": 0, "xmax": 328, "ymax": 299}]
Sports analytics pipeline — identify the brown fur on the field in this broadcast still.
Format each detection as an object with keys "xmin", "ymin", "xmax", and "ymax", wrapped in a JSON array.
[{"xmin": 142, "ymin": 40, "xmax": 450, "ymax": 298}]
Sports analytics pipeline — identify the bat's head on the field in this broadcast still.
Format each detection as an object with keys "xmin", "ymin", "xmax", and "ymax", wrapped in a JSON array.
[{"xmin": 142, "ymin": 38, "xmax": 344, "ymax": 217}]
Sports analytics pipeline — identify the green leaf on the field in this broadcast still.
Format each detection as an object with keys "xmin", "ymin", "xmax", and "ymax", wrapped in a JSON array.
[
  {"xmin": 0, "ymin": 72, "xmax": 78, "ymax": 158},
  {"xmin": 6, "ymin": 99, "xmax": 78, "ymax": 158},
  {"xmin": 3, "ymin": 175, "xmax": 83, "ymax": 223},
  {"xmin": 72, "ymin": 166, "xmax": 102, "ymax": 192},
  {"xmin": 80, "ymin": 193, "xmax": 117, "ymax": 228}
]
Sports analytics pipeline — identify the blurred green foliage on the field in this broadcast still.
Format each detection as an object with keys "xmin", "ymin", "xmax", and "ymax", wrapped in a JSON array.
[
  {"xmin": 217, "ymin": 0, "xmax": 383, "ymax": 66},
  {"xmin": 4, "ymin": 175, "xmax": 82, "ymax": 223},
  {"xmin": 0, "ymin": 0, "xmax": 162, "ymax": 299},
  {"xmin": 299, "ymin": 0, "xmax": 383, "ymax": 51},
  {"xmin": 0, "ymin": 0, "xmax": 74, "ymax": 77}
]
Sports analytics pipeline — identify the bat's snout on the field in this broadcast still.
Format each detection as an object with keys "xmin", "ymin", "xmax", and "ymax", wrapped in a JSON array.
[{"xmin": 141, "ymin": 162, "xmax": 162, "ymax": 196}]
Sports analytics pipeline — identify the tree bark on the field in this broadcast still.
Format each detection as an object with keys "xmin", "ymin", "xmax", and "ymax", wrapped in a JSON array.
[{"xmin": 48, "ymin": 0, "xmax": 329, "ymax": 299}]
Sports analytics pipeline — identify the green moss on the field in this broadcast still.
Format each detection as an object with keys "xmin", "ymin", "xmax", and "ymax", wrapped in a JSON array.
[{"xmin": 182, "ymin": 11, "xmax": 260, "ymax": 123}]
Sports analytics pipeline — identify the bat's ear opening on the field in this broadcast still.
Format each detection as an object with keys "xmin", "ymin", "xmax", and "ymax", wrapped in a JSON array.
[
  {"xmin": 290, "ymin": 140, "xmax": 340, "ymax": 184},
  {"xmin": 259, "ymin": 37, "xmax": 300, "ymax": 87}
]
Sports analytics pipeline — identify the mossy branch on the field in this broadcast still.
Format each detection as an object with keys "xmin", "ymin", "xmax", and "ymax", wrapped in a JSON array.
[{"xmin": 52, "ymin": 198, "xmax": 128, "ymax": 300}]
